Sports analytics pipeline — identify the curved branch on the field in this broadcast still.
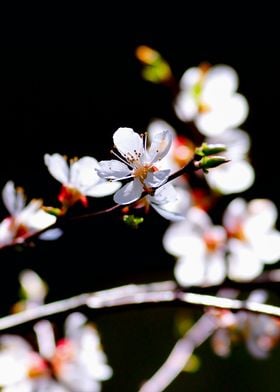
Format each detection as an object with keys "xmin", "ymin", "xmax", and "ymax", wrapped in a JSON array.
[{"xmin": 1, "ymin": 280, "xmax": 280, "ymax": 332}]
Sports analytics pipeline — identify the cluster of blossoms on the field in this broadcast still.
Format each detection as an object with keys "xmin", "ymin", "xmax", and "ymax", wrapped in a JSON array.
[
  {"xmin": 0, "ymin": 48, "xmax": 280, "ymax": 391},
  {"xmin": 0, "ymin": 271, "xmax": 112, "ymax": 391}
]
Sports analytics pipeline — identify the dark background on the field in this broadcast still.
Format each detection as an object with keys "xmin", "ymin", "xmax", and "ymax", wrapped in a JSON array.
[{"xmin": 0, "ymin": 9, "xmax": 280, "ymax": 391}]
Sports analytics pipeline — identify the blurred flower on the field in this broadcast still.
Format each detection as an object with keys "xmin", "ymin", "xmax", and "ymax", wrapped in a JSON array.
[
  {"xmin": 210, "ymin": 291, "xmax": 280, "ymax": 359},
  {"xmin": 174, "ymin": 64, "xmax": 249, "ymax": 136},
  {"xmin": 44, "ymin": 154, "xmax": 121, "ymax": 210},
  {"xmin": 98, "ymin": 127, "xmax": 172, "ymax": 204},
  {"xmin": 205, "ymin": 129, "xmax": 255, "ymax": 194},
  {"xmin": 11, "ymin": 270, "xmax": 49, "ymax": 314},
  {"xmin": 0, "ymin": 181, "xmax": 58, "ymax": 248},
  {"xmin": 223, "ymin": 198, "xmax": 280, "ymax": 281},
  {"xmin": 35, "ymin": 312, "xmax": 112, "ymax": 392},
  {"xmin": 163, "ymin": 207, "xmax": 227, "ymax": 286}
]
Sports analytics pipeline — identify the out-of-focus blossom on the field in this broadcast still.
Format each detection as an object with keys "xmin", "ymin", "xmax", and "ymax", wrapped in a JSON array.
[
  {"xmin": 223, "ymin": 198, "xmax": 280, "ymax": 281},
  {"xmin": 210, "ymin": 291, "xmax": 280, "ymax": 359},
  {"xmin": 205, "ymin": 129, "xmax": 255, "ymax": 194},
  {"xmin": 163, "ymin": 198, "xmax": 280, "ymax": 286},
  {"xmin": 12, "ymin": 270, "xmax": 49, "ymax": 314},
  {"xmin": 0, "ymin": 334, "xmax": 66, "ymax": 391},
  {"xmin": 98, "ymin": 127, "xmax": 172, "ymax": 205},
  {"xmin": 34, "ymin": 312, "xmax": 112, "ymax": 392},
  {"xmin": 163, "ymin": 207, "xmax": 227, "ymax": 286},
  {"xmin": 44, "ymin": 154, "xmax": 121, "ymax": 209},
  {"xmin": 174, "ymin": 64, "xmax": 249, "ymax": 136},
  {"xmin": 0, "ymin": 181, "xmax": 58, "ymax": 248},
  {"xmin": 0, "ymin": 313, "xmax": 112, "ymax": 391}
]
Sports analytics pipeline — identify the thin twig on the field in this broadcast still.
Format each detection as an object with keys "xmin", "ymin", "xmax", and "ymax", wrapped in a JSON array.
[
  {"xmin": 138, "ymin": 314, "xmax": 217, "ymax": 392},
  {"xmin": 1, "ymin": 281, "xmax": 280, "ymax": 332}
]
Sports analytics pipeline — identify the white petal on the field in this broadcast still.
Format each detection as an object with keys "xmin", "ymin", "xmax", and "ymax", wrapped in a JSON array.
[
  {"xmin": 34, "ymin": 320, "xmax": 56, "ymax": 360},
  {"xmin": 144, "ymin": 170, "xmax": 170, "ymax": 187},
  {"xmin": 148, "ymin": 130, "xmax": 173, "ymax": 162},
  {"xmin": 206, "ymin": 161, "xmax": 255, "ymax": 194},
  {"xmin": 113, "ymin": 127, "xmax": 144, "ymax": 159},
  {"xmin": 250, "ymin": 231, "xmax": 280, "ymax": 264},
  {"xmin": 150, "ymin": 183, "xmax": 178, "ymax": 205},
  {"xmin": 85, "ymin": 180, "xmax": 121, "ymax": 197},
  {"xmin": 196, "ymin": 94, "xmax": 249, "ymax": 136},
  {"xmin": 148, "ymin": 119, "xmax": 176, "ymax": 141},
  {"xmin": 2, "ymin": 181, "xmax": 26, "ymax": 215},
  {"xmin": 151, "ymin": 204, "xmax": 185, "ymax": 221},
  {"xmin": 223, "ymin": 198, "xmax": 247, "ymax": 230},
  {"xmin": 24, "ymin": 209, "xmax": 56, "ymax": 231},
  {"xmin": 179, "ymin": 67, "xmax": 201, "ymax": 89},
  {"xmin": 205, "ymin": 253, "xmax": 226, "ymax": 285},
  {"xmin": 97, "ymin": 160, "xmax": 131, "ymax": 180},
  {"xmin": 150, "ymin": 185, "xmax": 191, "ymax": 220},
  {"xmin": 174, "ymin": 91, "xmax": 198, "ymax": 122},
  {"xmin": 70, "ymin": 157, "xmax": 100, "ymax": 190},
  {"xmin": 244, "ymin": 199, "xmax": 278, "ymax": 237},
  {"xmin": 228, "ymin": 239, "xmax": 263, "ymax": 281},
  {"xmin": 39, "ymin": 228, "xmax": 63, "ymax": 240},
  {"xmin": 174, "ymin": 256, "xmax": 206, "ymax": 286},
  {"xmin": 163, "ymin": 227, "xmax": 205, "ymax": 258},
  {"xmin": 203, "ymin": 65, "xmax": 239, "ymax": 97},
  {"xmin": 44, "ymin": 153, "xmax": 69, "ymax": 184},
  {"xmin": 113, "ymin": 179, "xmax": 143, "ymax": 205},
  {"xmin": 187, "ymin": 207, "xmax": 212, "ymax": 230}
]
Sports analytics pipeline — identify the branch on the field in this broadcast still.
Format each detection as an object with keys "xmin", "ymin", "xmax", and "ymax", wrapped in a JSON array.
[
  {"xmin": 1, "ymin": 280, "xmax": 280, "ymax": 332},
  {"xmin": 138, "ymin": 314, "xmax": 217, "ymax": 392}
]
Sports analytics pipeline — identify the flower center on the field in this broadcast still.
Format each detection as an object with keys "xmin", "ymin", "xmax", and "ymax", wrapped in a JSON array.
[{"xmin": 133, "ymin": 165, "xmax": 157, "ymax": 183}]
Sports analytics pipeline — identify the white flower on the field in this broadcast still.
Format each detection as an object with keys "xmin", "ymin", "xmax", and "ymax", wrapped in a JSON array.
[
  {"xmin": 223, "ymin": 198, "xmax": 280, "ymax": 281},
  {"xmin": 0, "ymin": 181, "xmax": 57, "ymax": 248},
  {"xmin": 0, "ymin": 335, "xmax": 60, "ymax": 391},
  {"xmin": 34, "ymin": 313, "xmax": 112, "ymax": 392},
  {"xmin": 98, "ymin": 127, "xmax": 172, "ymax": 204},
  {"xmin": 205, "ymin": 129, "xmax": 255, "ymax": 194},
  {"xmin": 163, "ymin": 207, "xmax": 227, "ymax": 286},
  {"xmin": 44, "ymin": 153, "xmax": 121, "ymax": 207},
  {"xmin": 174, "ymin": 64, "xmax": 249, "ymax": 136}
]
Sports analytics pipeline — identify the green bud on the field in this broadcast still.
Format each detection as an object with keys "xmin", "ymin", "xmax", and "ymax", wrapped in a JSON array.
[
  {"xmin": 123, "ymin": 214, "xmax": 144, "ymax": 229},
  {"xmin": 198, "ymin": 155, "xmax": 229, "ymax": 173},
  {"xmin": 195, "ymin": 143, "xmax": 227, "ymax": 157}
]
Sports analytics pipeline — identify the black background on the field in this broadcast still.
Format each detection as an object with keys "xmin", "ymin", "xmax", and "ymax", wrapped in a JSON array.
[{"xmin": 0, "ymin": 8, "xmax": 280, "ymax": 391}]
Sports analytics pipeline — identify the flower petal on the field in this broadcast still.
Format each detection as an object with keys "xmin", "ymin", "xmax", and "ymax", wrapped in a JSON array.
[
  {"xmin": 196, "ymin": 94, "xmax": 249, "ymax": 136},
  {"xmin": 148, "ymin": 129, "xmax": 173, "ymax": 162},
  {"xmin": 163, "ymin": 224, "xmax": 205, "ymax": 257},
  {"xmin": 85, "ymin": 180, "xmax": 121, "ymax": 197},
  {"xmin": 174, "ymin": 91, "xmax": 198, "ymax": 122},
  {"xmin": 174, "ymin": 256, "xmax": 206, "ymax": 287},
  {"xmin": 44, "ymin": 153, "xmax": 69, "ymax": 184},
  {"xmin": 203, "ymin": 65, "xmax": 239, "ymax": 97},
  {"xmin": 2, "ymin": 181, "xmax": 26, "ymax": 215},
  {"xmin": 144, "ymin": 170, "xmax": 170, "ymax": 187},
  {"xmin": 207, "ymin": 128, "xmax": 251, "ymax": 158},
  {"xmin": 113, "ymin": 127, "xmax": 144, "ymax": 159},
  {"xmin": 244, "ymin": 199, "xmax": 278, "ymax": 237},
  {"xmin": 228, "ymin": 239, "xmax": 263, "ymax": 281},
  {"xmin": 70, "ymin": 157, "xmax": 100, "ymax": 190},
  {"xmin": 206, "ymin": 161, "xmax": 255, "ymax": 194},
  {"xmin": 113, "ymin": 179, "xmax": 143, "ymax": 205},
  {"xmin": 179, "ymin": 67, "xmax": 201, "ymax": 89},
  {"xmin": 250, "ymin": 230, "xmax": 280, "ymax": 264},
  {"xmin": 97, "ymin": 160, "xmax": 131, "ymax": 180}
]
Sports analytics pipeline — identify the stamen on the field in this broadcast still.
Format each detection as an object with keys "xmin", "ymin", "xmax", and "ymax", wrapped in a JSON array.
[{"xmin": 110, "ymin": 150, "xmax": 134, "ymax": 168}]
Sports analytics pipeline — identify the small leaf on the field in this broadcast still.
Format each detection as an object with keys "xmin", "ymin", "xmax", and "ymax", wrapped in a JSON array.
[{"xmin": 123, "ymin": 214, "xmax": 144, "ymax": 229}]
